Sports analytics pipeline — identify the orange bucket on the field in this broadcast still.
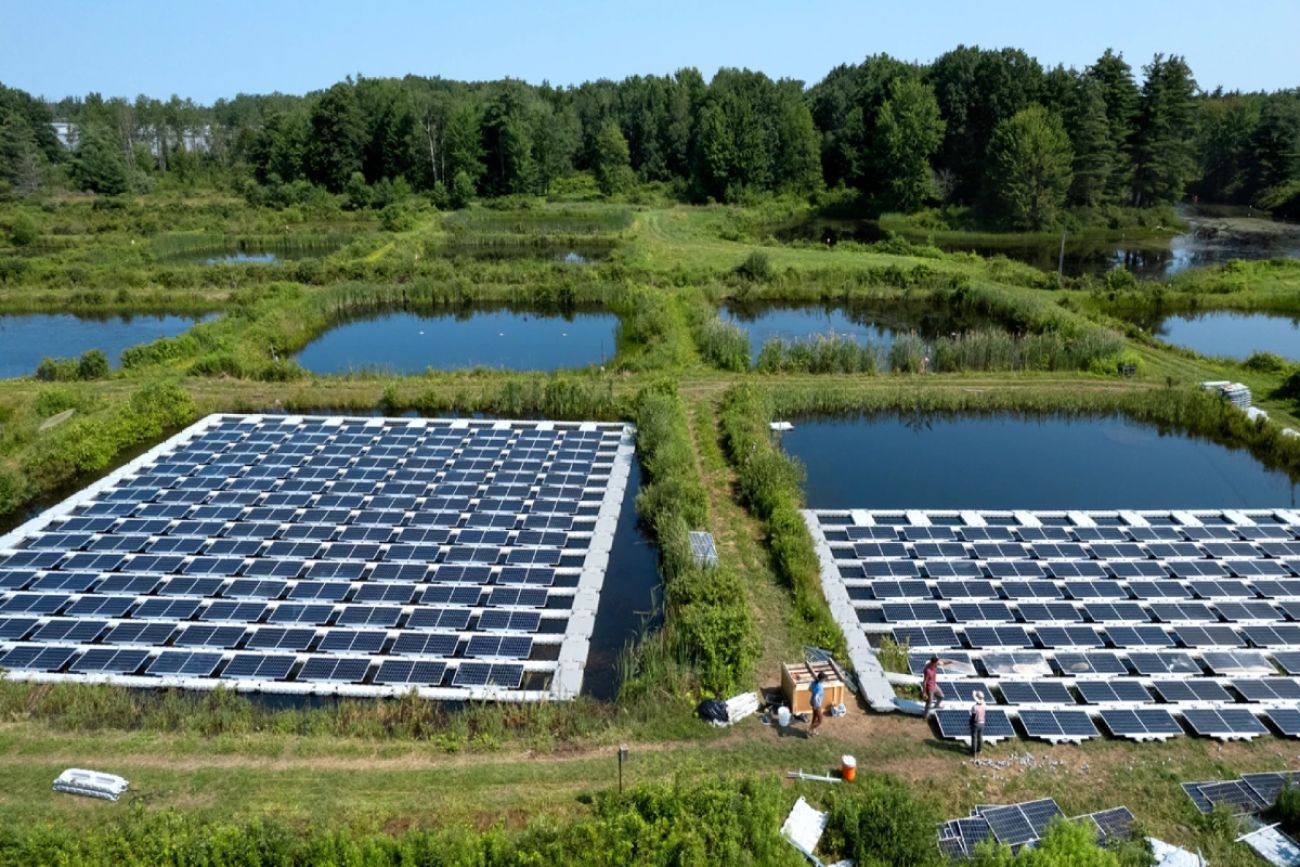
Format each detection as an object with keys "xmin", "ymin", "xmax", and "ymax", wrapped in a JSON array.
[{"xmin": 841, "ymin": 755, "xmax": 857, "ymax": 782}]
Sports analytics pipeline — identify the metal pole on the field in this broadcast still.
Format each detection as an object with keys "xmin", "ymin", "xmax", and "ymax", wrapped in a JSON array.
[
  {"xmin": 1058, "ymin": 231, "xmax": 1066, "ymax": 279},
  {"xmin": 618, "ymin": 744, "xmax": 628, "ymax": 794}
]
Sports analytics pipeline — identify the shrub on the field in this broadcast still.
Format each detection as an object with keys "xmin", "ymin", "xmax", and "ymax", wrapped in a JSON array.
[
  {"xmin": 76, "ymin": 348, "xmax": 109, "ymax": 380},
  {"xmin": 735, "ymin": 250, "xmax": 774, "ymax": 282},
  {"xmin": 697, "ymin": 316, "xmax": 750, "ymax": 371},
  {"xmin": 823, "ymin": 776, "xmax": 943, "ymax": 867},
  {"xmin": 9, "ymin": 213, "xmax": 38, "ymax": 246}
]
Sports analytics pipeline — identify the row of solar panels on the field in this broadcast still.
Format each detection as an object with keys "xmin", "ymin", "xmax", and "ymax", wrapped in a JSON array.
[
  {"xmin": 0, "ymin": 599, "xmax": 547, "ymax": 632},
  {"xmin": 839, "ymin": 557, "xmax": 1300, "ymax": 580},
  {"xmin": 815, "ymin": 509, "xmax": 1297, "ymax": 528},
  {"xmin": 830, "ymin": 521, "xmax": 1300, "ymax": 543},
  {"xmin": 855, "ymin": 577, "xmax": 1300, "ymax": 603},
  {"xmin": 937, "ymin": 798, "xmax": 1134, "ymax": 859},
  {"xmin": 871, "ymin": 597, "xmax": 1300, "ymax": 622},
  {"xmin": 935, "ymin": 676, "xmax": 1300, "ymax": 706},
  {"xmin": 933, "ymin": 704, "xmax": 1296, "ymax": 742},
  {"xmin": 0, "ymin": 611, "xmax": 548, "ymax": 647},
  {"xmin": 0, "ymin": 644, "xmax": 530, "ymax": 689},
  {"xmin": 35, "ymin": 508, "xmax": 591, "ymax": 540},
  {"xmin": 24, "ymin": 526, "xmax": 583, "ymax": 554},
  {"xmin": 891, "ymin": 623, "xmax": 1300, "ymax": 652},
  {"xmin": 906, "ymin": 646, "xmax": 1300, "ymax": 678},
  {"xmin": 3, "ymin": 546, "xmax": 578, "ymax": 576},
  {"xmin": 0, "ymin": 578, "xmax": 560, "ymax": 608}
]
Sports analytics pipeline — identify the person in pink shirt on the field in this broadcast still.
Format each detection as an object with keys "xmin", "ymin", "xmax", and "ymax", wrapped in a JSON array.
[
  {"xmin": 921, "ymin": 656, "xmax": 954, "ymax": 717},
  {"xmin": 969, "ymin": 691, "xmax": 986, "ymax": 757}
]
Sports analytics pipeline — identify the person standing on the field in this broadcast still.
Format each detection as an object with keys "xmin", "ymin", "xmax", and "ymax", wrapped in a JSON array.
[
  {"xmin": 922, "ymin": 656, "xmax": 948, "ymax": 717},
  {"xmin": 969, "ymin": 692, "xmax": 986, "ymax": 758},
  {"xmin": 808, "ymin": 672, "xmax": 827, "ymax": 738}
]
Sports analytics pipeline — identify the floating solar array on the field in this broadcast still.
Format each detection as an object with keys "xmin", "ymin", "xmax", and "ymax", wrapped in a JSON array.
[
  {"xmin": 0, "ymin": 414, "xmax": 637, "ymax": 700},
  {"xmin": 804, "ymin": 509, "xmax": 1300, "ymax": 743},
  {"xmin": 937, "ymin": 799, "xmax": 1134, "ymax": 859}
]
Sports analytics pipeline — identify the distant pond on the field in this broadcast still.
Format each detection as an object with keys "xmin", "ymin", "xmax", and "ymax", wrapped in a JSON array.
[
  {"xmin": 775, "ymin": 207, "xmax": 1300, "ymax": 280},
  {"xmin": 0, "ymin": 313, "xmax": 212, "ymax": 379},
  {"xmin": 723, "ymin": 300, "xmax": 993, "ymax": 363},
  {"xmin": 780, "ymin": 415, "xmax": 1297, "ymax": 510},
  {"xmin": 297, "ymin": 307, "xmax": 619, "ymax": 374},
  {"xmin": 1153, "ymin": 311, "xmax": 1300, "ymax": 361},
  {"xmin": 157, "ymin": 235, "xmax": 350, "ymax": 264}
]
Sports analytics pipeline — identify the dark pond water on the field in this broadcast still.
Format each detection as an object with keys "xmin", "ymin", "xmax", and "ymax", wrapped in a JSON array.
[
  {"xmin": 1154, "ymin": 311, "xmax": 1300, "ymax": 361},
  {"xmin": 437, "ymin": 239, "xmax": 616, "ymax": 262},
  {"xmin": 159, "ymin": 237, "xmax": 349, "ymax": 264},
  {"xmin": 584, "ymin": 460, "xmax": 663, "ymax": 700},
  {"xmin": 297, "ymin": 308, "xmax": 618, "ymax": 374},
  {"xmin": 780, "ymin": 415, "xmax": 1297, "ymax": 510},
  {"xmin": 723, "ymin": 301, "xmax": 992, "ymax": 363},
  {"xmin": 0, "ymin": 313, "xmax": 212, "ymax": 379},
  {"xmin": 775, "ymin": 210, "xmax": 1300, "ymax": 280}
]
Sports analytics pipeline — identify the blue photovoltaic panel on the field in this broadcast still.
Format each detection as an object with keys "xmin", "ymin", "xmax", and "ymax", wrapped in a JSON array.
[{"xmin": 0, "ymin": 415, "xmax": 631, "ymax": 699}]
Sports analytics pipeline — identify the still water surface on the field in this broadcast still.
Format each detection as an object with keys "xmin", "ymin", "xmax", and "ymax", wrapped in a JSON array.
[
  {"xmin": 1155, "ymin": 312, "xmax": 1300, "ymax": 361},
  {"xmin": 297, "ymin": 308, "xmax": 618, "ymax": 374},
  {"xmin": 781, "ymin": 416, "xmax": 1297, "ymax": 510},
  {"xmin": 0, "ymin": 313, "xmax": 212, "ymax": 379}
]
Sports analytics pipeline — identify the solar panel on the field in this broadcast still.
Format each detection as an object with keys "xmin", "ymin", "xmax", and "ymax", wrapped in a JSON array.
[
  {"xmin": 1099, "ymin": 708, "xmax": 1183, "ymax": 740},
  {"xmin": 1182, "ymin": 709, "xmax": 1268, "ymax": 740},
  {"xmin": 934, "ymin": 709, "xmax": 1015, "ymax": 741},
  {"xmin": 1018, "ymin": 710, "xmax": 1099, "ymax": 742}
]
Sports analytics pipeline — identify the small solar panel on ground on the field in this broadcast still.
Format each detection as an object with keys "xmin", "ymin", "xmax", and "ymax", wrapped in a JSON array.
[
  {"xmin": 934, "ymin": 709, "xmax": 1015, "ymax": 742},
  {"xmin": 1084, "ymin": 807, "xmax": 1136, "ymax": 844}
]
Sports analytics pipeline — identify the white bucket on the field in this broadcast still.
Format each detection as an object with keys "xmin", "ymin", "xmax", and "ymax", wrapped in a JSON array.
[{"xmin": 777, "ymin": 706, "xmax": 791, "ymax": 728}]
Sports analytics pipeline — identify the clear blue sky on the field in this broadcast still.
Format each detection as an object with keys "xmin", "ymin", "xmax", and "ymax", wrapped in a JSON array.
[{"xmin": 3, "ymin": 0, "xmax": 1297, "ymax": 103}]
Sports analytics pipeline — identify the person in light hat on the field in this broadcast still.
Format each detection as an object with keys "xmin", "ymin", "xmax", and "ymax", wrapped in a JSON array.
[{"xmin": 969, "ymin": 691, "xmax": 986, "ymax": 758}]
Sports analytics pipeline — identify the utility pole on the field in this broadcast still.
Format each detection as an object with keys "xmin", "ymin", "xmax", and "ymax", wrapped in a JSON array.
[{"xmin": 1058, "ymin": 231, "xmax": 1067, "ymax": 279}]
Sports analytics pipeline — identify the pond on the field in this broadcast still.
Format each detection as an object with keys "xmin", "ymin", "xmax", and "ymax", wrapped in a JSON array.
[
  {"xmin": 584, "ymin": 460, "xmax": 663, "ymax": 700},
  {"xmin": 779, "ymin": 415, "xmax": 1297, "ymax": 510},
  {"xmin": 157, "ymin": 236, "xmax": 350, "ymax": 264},
  {"xmin": 296, "ymin": 308, "xmax": 619, "ymax": 374},
  {"xmin": 1154, "ymin": 311, "xmax": 1300, "ymax": 361},
  {"xmin": 0, "ymin": 313, "xmax": 212, "ymax": 379},
  {"xmin": 723, "ymin": 301, "xmax": 991, "ymax": 364},
  {"xmin": 435, "ymin": 239, "xmax": 617, "ymax": 262},
  {"xmin": 775, "ymin": 207, "xmax": 1300, "ymax": 280}
]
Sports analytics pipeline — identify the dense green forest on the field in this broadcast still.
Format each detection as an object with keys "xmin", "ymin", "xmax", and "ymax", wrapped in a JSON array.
[{"xmin": 2, "ymin": 46, "xmax": 1298, "ymax": 227}]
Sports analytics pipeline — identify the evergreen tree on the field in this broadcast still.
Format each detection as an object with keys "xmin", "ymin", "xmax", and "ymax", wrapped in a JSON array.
[
  {"xmin": 305, "ymin": 83, "xmax": 366, "ymax": 192},
  {"xmin": 443, "ymin": 104, "xmax": 485, "ymax": 191},
  {"xmin": 1132, "ymin": 54, "xmax": 1199, "ymax": 206},
  {"xmin": 1066, "ymin": 78, "xmax": 1117, "ymax": 207},
  {"xmin": 1195, "ymin": 95, "xmax": 1260, "ymax": 202},
  {"xmin": 72, "ymin": 123, "xmax": 130, "ymax": 195},
  {"xmin": 874, "ymin": 78, "xmax": 945, "ymax": 211},
  {"xmin": 592, "ymin": 118, "xmax": 633, "ymax": 196},
  {"xmin": 0, "ymin": 113, "xmax": 45, "ymax": 195},
  {"xmin": 1248, "ymin": 92, "xmax": 1300, "ymax": 200},
  {"xmin": 987, "ymin": 105, "xmax": 1074, "ymax": 230},
  {"xmin": 481, "ymin": 84, "xmax": 536, "ymax": 195},
  {"xmin": 1083, "ymin": 50, "xmax": 1140, "ymax": 202}
]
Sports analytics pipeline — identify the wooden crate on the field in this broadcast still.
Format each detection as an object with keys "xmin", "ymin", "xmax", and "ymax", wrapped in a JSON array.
[{"xmin": 781, "ymin": 661, "xmax": 845, "ymax": 714}]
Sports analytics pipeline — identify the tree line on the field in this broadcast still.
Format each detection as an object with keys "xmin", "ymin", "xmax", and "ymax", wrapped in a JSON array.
[{"xmin": 2, "ymin": 45, "xmax": 1298, "ymax": 227}]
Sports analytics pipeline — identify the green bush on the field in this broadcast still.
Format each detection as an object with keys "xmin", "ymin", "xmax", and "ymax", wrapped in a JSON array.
[
  {"xmin": 697, "ymin": 316, "xmax": 750, "ymax": 371},
  {"xmin": 76, "ymin": 348, "xmax": 109, "ymax": 379},
  {"xmin": 0, "ymin": 777, "xmax": 805, "ymax": 866},
  {"xmin": 735, "ymin": 250, "xmax": 774, "ymax": 282},
  {"xmin": 822, "ymin": 775, "xmax": 943, "ymax": 867}
]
